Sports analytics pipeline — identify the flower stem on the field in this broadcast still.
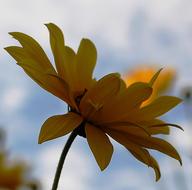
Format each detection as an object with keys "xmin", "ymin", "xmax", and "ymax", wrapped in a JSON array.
[{"xmin": 51, "ymin": 130, "xmax": 78, "ymax": 190}]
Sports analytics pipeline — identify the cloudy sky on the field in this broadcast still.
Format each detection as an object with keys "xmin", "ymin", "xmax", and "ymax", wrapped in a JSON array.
[{"xmin": 0, "ymin": 0, "xmax": 192, "ymax": 189}]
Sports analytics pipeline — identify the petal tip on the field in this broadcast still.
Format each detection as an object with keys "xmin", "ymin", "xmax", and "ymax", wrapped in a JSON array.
[
  {"xmin": 44, "ymin": 23, "xmax": 53, "ymax": 27},
  {"xmin": 179, "ymin": 158, "xmax": 182, "ymax": 166},
  {"xmin": 4, "ymin": 47, "xmax": 9, "ymax": 51},
  {"xmin": 38, "ymin": 138, "xmax": 43, "ymax": 144},
  {"xmin": 98, "ymin": 161, "xmax": 110, "ymax": 171},
  {"xmin": 38, "ymin": 135, "xmax": 45, "ymax": 144},
  {"xmin": 8, "ymin": 32, "xmax": 18, "ymax": 37}
]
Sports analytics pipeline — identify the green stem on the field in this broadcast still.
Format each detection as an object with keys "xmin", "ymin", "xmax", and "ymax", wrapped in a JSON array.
[{"xmin": 51, "ymin": 130, "xmax": 78, "ymax": 190}]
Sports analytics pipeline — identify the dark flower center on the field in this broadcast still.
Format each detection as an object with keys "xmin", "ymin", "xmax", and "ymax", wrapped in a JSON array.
[{"xmin": 75, "ymin": 89, "xmax": 87, "ymax": 107}]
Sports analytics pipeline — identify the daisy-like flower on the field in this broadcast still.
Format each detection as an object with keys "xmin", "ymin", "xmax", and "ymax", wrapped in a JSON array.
[
  {"xmin": 5, "ymin": 23, "xmax": 182, "ymax": 185},
  {"xmin": 124, "ymin": 66, "xmax": 176, "ymax": 106}
]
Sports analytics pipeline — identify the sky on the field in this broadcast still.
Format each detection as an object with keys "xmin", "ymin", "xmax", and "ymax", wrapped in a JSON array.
[{"xmin": 0, "ymin": 0, "xmax": 192, "ymax": 189}]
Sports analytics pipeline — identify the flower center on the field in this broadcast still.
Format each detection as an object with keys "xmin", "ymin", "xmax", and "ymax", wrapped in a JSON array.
[{"xmin": 75, "ymin": 89, "xmax": 87, "ymax": 107}]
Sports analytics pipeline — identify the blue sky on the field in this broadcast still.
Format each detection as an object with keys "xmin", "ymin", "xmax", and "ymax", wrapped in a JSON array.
[{"xmin": 0, "ymin": 0, "xmax": 192, "ymax": 189}]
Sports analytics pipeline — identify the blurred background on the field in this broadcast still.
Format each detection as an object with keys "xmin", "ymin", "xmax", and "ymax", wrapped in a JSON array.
[{"xmin": 0, "ymin": 0, "xmax": 192, "ymax": 189}]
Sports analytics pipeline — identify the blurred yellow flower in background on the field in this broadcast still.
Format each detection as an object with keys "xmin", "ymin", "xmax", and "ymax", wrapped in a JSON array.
[
  {"xmin": 5, "ymin": 23, "xmax": 183, "ymax": 182},
  {"xmin": 0, "ymin": 128, "xmax": 40, "ymax": 190},
  {"xmin": 0, "ymin": 153, "xmax": 26, "ymax": 190},
  {"xmin": 124, "ymin": 66, "xmax": 176, "ymax": 106}
]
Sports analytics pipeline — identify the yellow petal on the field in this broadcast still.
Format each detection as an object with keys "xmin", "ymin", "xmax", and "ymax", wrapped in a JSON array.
[
  {"xmin": 4, "ymin": 46, "xmax": 28, "ymax": 62},
  {"xmin": 5, "ymin": 45, "xmax": 57, "ymax": 78},
  {"xmin": 103, "ymin": 119, "xmax": 170, "ymax": 136},
  {"xmin": 147, "ymin": 123, "xmax": 184, "ymax": 135},
  {"xmin": 148, "ymin": 126, "xmax": 169, "ymax": 135},
  {"xmin": 124, "ymin": 67, "xmax": 175, "ymax": 106},
  {"xmin": 106, "ymin": 129, "xmax": 150, "ymax": 164},
  {"xmin": 39, "ymin": 112, "xmax": 83, "ymax": 144},
  {"xmin": 62, "ymin": 46, "xmax": 78, "ymax": 93},
  {"xmin": 5, "ymin": 45, "xmax": 77, "ymax": 108},
  {"xmin": 119, "ymin": 78, "xmax": 127, "ymax": 92},
  {"xmin": 46, "ymin": 23, "xmax": 82, "ymax": 97},
  {"xmin": 45, "ymin": 23, "xmax": 65, "ymax": 76},
  {"xmin": 76, "ymin": 38, "xmax": 97, "ymax": 91},
  {"xmin": 137, "ymin": 96, "xmax": 182, "ymax": 120},
  {"xmin": 129, "ymin": 148, "xmax": 161, "ymax": 181},
  {"xmin": 96, "ymin": 82, "xmax": 152, "ymax": 124},
  {"xmin": 8, "ymin": 32, "xmax": 54, "ymax": 72},
  {"xmin": 80, "ymin": 73, "xmax": 120, "ymax": 118},
  {"xmin": 125, "ymin": 134, "xmax": 182, "ymax": 164},
  {"xmin": 19, "ymin": 59, "xmax": 78, "ymax": 110},
  {"xmin": 85, "ymin": 123, "xmax": 113, "ymax": 171},
  {"xmin": 149, "ymin": 68, "xmax": 163, "ymax": 87},
  {"xmin": 102, "ymin": 122, "xmax": 150, "ymax": 137},
  {"xmin": 45, "ymin": 23, "xmax": 76, "ymax": 80},
  {"xmin": 138, "ymin": 119, "xmax": 170, "ymax": 135}
]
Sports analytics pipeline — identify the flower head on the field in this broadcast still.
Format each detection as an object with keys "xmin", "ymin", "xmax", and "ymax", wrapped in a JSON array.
[{"xmin": 5, "ymin": 23, "xmax": 183, "ymax": 181}]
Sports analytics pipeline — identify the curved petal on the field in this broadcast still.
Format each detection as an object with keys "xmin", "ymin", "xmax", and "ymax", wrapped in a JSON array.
[
  {"xmin": 147, "ymin": 126, "xmax": 169, "ymax": 135},
  {"xmin": 106, "ymin": 128, "xmax": 181, "ymax": 164},
  {"xmin": 96, "ymin": 82, "xmax": 152, "ymax": 124},
  {"xmin": 129, "ymin": 148, "xmax": 161, "ymax": 181},
  {"xmin": 124, "ymin": 134, "xmax": 182, "ymax": 165},
  {"xmin": 138, "ymin": 119, "xmax": 170, "ymax": 135},
  {"xmin": 19, "ymin": 59, "xmax": 76, "ymax": 107},
  {"xmin": 80, "ymin": 73, "xmax": 121, "ymax": 118},
  {"xmin": 7, "ymin": 32, "xmax": 55, "ymax": 73},
  {"xmin": 6, "ymin": 29, "xmax": 78, "ymax": 105},
  {"xmin": 137, "ymin": 96, "xmax": 182, "ymax": 120},
  {"xmin": 119, "ymin": 78, "xmax": 127, "ymax": 92},
  {"xmin": 5, "ymin": 46, "xmax": 28, "ymax": 62},
  {"xmin": 149, "ymin": 68, "xmax": 163, "ymax": 87},
  {"xmin": 102, "ymin": 119, "xmax": 170, "ymax": 136},
  {"xmin": 5, "ymin": 45, "xmax": 77, "ymax": 107},
  {"xmin": 39, "ymin": 112, "xmax": 83, "ymax": 144},
  {"xmin": 45, "ymin": 23, "xmax": 77, "ymax": 89},
  {"xmin": 45, "ymin": 23, "xmax": 65, "ymax": 76},
  {"xmin": 85, "ymin": 123, "xmax": 113, "ymax": 171},
  {"xmin": 106, "ymin": 129, "xmax": 150, "ymax": 164},
  {"xmin": 76, "ymin": 38, "xmax": 97, "ymax": 91},
  {"xmin": 102, "ymin": 123, "xmax": 150, "ymax": 137}
]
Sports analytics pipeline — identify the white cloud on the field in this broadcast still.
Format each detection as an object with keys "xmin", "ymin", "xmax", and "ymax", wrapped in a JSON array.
[
  {"xmin": 1, "ymin": 86, "xmax": 27, "ymax": 113},
  {"xmin": 0, "ymin": 0, "xmax": 190, "ymax": 49},
  {"xmin": 1, "ymin": 0, "xmax": 192, "ymax": 73},
  {"xmin": 170, "ymin": 120, "xmax": 192, "ymax": 157},
  {"xmin": 37, "ymin": 143, "xmax": 93, "ymax": 190}
]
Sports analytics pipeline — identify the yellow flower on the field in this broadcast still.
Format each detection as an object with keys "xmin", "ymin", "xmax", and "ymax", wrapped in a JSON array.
[
  {"xmin": 0, "ymin": 130, "xmax": 40, "ymax": 190},
  {"xmin": 124, "ymin": 66, "xmax": 176, "ymax": 106},
  {"xmin": 0, "ymin": 153, "xmax": 25, "ymax": 189},
  {"xmin": 5, "ymin": 23, "xmax": 182, "ymax": 181}
]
